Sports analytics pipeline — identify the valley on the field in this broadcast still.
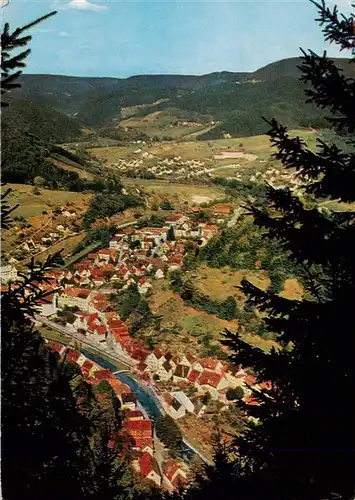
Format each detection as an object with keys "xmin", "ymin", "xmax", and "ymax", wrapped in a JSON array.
[{"xmin": 2, "ymin": 52, "xmax": 354, "ymax": 494}]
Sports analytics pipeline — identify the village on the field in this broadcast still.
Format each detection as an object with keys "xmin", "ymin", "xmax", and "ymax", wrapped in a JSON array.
[
  {"xmin": 1, "ymin": 200, "xmax": 271, "ymax": 490},
  {"xmin": 97, "ymin": 146, "xmax": 304, "ymax": 190}
]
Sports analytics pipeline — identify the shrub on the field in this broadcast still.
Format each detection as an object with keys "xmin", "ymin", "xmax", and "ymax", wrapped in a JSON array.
[
  {"xmin": 226, "ymin": 386, "xmax": 245, "ymax": 401},
  {"xmin": 33, "ymin": 176, "xmax": 45, "ymax": 187}
]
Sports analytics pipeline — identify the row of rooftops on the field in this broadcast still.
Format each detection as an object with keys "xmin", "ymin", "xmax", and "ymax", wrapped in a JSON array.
[{"xmin": 45, "ymin": 339, "xmax": 187, "ymax": 490}]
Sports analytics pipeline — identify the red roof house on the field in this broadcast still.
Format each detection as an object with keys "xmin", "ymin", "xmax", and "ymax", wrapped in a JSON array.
[{"xmin": 139, "ymin": 452, "xmax": 161, "ymax": 486}]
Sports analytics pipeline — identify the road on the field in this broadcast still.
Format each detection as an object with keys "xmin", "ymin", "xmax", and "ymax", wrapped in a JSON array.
[
  {"xmin": 36, "ymin": 315, "xmax": 214, "ymax": 466},
  {"xmin": 36, "ymin": 316, "xmax": 134, "ymax": 368},
  {"xmin": 227, "ymin": 206, "xmax": 245, "ymax": 227}
]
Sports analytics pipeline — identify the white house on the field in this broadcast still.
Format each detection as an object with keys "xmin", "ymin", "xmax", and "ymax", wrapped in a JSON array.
[
  {"xmin": 166, "ymin": 397, "xmax": 186, "ymax": 420},
  {"xmin": 171, "ymin": 391, "xmax": 195, "ymax": 413},
  {"xmin": 0, "ymin": 264, "xmax": 18, "ymax": 284},
  {"xmin": 35, "ymin": 291, "xmax": 59, "ymax": 317},
  {"xmin": 196, "ymin": 371, "xmax": 229, "ymax": 399},
  {"xmin": 155, "ymin": 268, "xmax": 165, "ymax": 280},
  {"xmin": 146, "ymin": 349, "xmax": 165, "ymax": 372},
  {"xmin": 156, "ymin": 361, "xmax": 173, "ymax": 381}
]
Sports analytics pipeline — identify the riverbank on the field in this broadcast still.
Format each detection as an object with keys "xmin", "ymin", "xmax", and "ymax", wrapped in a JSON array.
[{"xmin": 39, "ymin": 324, "xmax": 213, "ymax": 465}]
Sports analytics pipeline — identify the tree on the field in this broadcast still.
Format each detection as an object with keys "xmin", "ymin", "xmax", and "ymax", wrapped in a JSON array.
[
  {"xmin": 226, "ymin": 386, "xmax": 244, "ymax": 401},
  {"xmin": 167, "ymin": 226, "xmax": 175, "ymax": 241},
  {"xmin": 155, "ymin": 415, "xmax": 182, "ymax": 453},
  {"xmin": 201, "ymin": 392, "xmax": 211, "ymax": 405},
  {"xmin": 220, "ymin": 3, "xmax": 355, "ymax": 499},
  {"xmin": 160, "ymin": 200, "xmax": 174, "ymax": 210},
  {"xmin": 34, "ymin": 175, "xmax": 46, "ymax": 187},
  {"xmin": 1, "ymin": 11, "xmax": 57, "ymax": 107}
]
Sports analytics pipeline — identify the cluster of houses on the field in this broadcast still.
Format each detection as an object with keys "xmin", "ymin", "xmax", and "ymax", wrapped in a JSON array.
[
  {"xmin": 110, "ymin": 152, "xmax": 211, "ymax": 180},
  {"xmin": 11, "ymin": 205, "xmax": 80, "ymax": 260},
  {"xmin": 4, "ymin": 201, "xmax": 273, "ymax": 489},
  {"xmin": 142, "ymin": 349, "xmax": 268, "ymax": 418},
  {"xmin": 44, "ymin": 340, "xmax": 188, "ymax": 491}
]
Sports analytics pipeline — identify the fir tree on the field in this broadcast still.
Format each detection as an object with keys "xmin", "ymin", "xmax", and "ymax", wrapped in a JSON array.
[{"xmin": 220, "ymin": 2, "xmax": 355, "ymax": 499}]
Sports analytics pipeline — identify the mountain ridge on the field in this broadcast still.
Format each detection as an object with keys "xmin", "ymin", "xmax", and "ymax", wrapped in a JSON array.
[{"xmin": 7, "ymin": 56, "xmax": 353, "ymax": 143}]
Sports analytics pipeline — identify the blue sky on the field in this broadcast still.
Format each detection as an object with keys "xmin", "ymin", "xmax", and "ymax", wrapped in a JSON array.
[{"xmin": 2, "ymin": 0, "xmax": 352, "ymax": 77}]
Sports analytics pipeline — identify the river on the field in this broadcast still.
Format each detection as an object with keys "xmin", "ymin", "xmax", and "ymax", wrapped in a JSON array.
[
  {"xmin": 82, "ymin": 350, "xmax": 164, "ymax": 419},
  {"xmin": 81, "ymin": 349, "xmax": 196, "ymax": 461}
]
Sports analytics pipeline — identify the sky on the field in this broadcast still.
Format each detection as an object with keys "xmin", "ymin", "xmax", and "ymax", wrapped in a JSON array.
[{"xmin": 1, "ymin": 0, "xmax": 353, "ymax": 77}]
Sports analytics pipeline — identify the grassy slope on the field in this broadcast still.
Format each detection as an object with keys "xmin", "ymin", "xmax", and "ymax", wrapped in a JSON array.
[{"xmin": 7, "ymin": 184, "xmax": 92, "ymax": 218}]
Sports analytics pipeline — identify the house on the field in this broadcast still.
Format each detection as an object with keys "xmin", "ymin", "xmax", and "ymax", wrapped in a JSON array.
[
  {"xmin": 224, "ymin": 366, "xmax": 246, "ymax": 387},
  {"xmin": 136, "ymin": 362, "xmax": 149, "ymax": 376},
  {"xmin": 90, "ymin": 369, "xmax": 112, "ymax": 384},
  {"xmin": 137, "ymin": 277, "xmax": 152, "ymax": 295},
  {"xmin": 155, "ymin": 268, "xmax": 165, "ymax": 279},
  {"xmin": 171, "ymin": 391, "xmax": 195, "ymax": 413},
  {"xmin": 196, "ymin": 371, "xmax": 229, "ymax": 399},
  {"xmin": 202, "ymin": 225, "xmax": 218, "ymax": 241},
  {"xmin": 123, "ymin": 419, "xmax": 152, "ymax": 449},
  {"xmin": 95, "ymin": 249, "xmax": 112, "ymax": 266},
  {"xmin": 174, "ymin": 222, "xmax": 190, "ymax": 239},
  {"xmin": 80, "ymin": 359, "xmax": 97, "ymax": 378},
  {"xmin": 168, "ymin": 254, "xmax": 184, "ymax": 271},
  {"xmin": 173, "ymin": 364, "xmax": 190, "ymax": 383},
  {"xmin": 124, "ymin": 410, "xmax": 144, "ymax": 421},
  {"xmin": 139, "ymin": 452, "xmax": 161, "ymax": 487},
  {"xmin": 0, "ymin": 264, "xmax": 18, "ymax": 284},
  {"xmin": 87, "ymin": 324, "xmax": 107, "ymax": 346},
  {"xmin": 163, "ymin": 459, "xmax": 187, "ymax": 491},
  {"xmin": 64, "ymin": 348, "xmax": 86, "ymax": 365},
  {"xmin": 35, "ymin": 290, "xmax": 58, "ymax": 317},
  {"xmin": 201, "ymin": 357, "xmax": 224, "ymax": 374},
  {"xmin": 165, "ymin": 213, "xmax": 186, "ymax": 226},
  {"xmin": 89, "ymin": 268, "xmax": 105, "ymax": 288},
  {"xmin": 156, "ymin": 361, "xmax": 173, "ymax": 381},
  {"xmin": 110, "ymin": 234, "xmax": 124, "ymax": 250},
  {"xmin": 179, "ymin": 354, "xmax": 193, "ymax": 368},
  {"xmin": 212, "ymin": 204, "xmax": 233, "ymax": 216},
  {"xmin": 187, "ymin": 369, "xmax": 201, "ymax": 385},
  {"xmin": 121, "ymin": 393, "xmax": 137, "ymax": 411},
  {"xmin": 59, "ymin": 287, "xmax": 91, "ymax": 310},
  {"xmin": 166, "ymin": 396, "xmax": 186, "ymax": 420},
  {"xmin": 146, "ymin": 349, "xmax": 165, "ymax": 372},
  {"xmin": 65, "ymin": 314, "xmax": 77, "ymax": 332},
  {"xmin": 46, "ymin": 340, "xmax": 66, "ymax": 356},
  {"xmin": 191, "ymin": 360, "xmax": 204, "ymax": 373}
]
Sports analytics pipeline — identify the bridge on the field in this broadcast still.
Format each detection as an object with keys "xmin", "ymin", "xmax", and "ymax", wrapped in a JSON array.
[{"xmin": 112, "ymin": 370, "xmax": 130, "ymax": 375}]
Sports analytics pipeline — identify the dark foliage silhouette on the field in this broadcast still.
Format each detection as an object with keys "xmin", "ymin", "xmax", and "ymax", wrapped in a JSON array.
[{"xmin": 212, "ymin": 2, "xmax": 355, "ymax": 499}]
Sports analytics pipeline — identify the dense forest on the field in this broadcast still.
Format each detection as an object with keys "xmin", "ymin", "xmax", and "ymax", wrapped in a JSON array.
[{"xmin": 12, "ymin": 57, "xmax": 352, "ymax": 139}]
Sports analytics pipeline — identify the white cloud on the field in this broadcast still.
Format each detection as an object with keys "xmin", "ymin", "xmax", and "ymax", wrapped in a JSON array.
[
  {"xmin": 59, "ymin": 31, "xmax": 71, "ymax": 37},
  {"xmin": 66, "ymin": 0, "xmax": 107, "ymax": 12},
  {"xmin": 1, "ymin": 0, "xmax": 9, "ymax": 7}
]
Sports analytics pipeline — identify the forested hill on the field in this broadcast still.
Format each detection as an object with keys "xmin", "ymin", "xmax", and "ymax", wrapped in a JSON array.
[
  {"xmin": 3, "ymin": 96, "xmax": 85, "ymax": 143},
  {"xmin": 13, "ymin": 56, "xmax": 353, "ymax": 139}
]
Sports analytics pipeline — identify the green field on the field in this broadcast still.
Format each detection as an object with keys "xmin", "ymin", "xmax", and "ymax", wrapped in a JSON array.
[
  {"xmin": 122, "ymin": 178, "xmax": 225, "ymax": 205},
  {"xmin": 88, "ymin": 129, "xmax": 320, "ymax": 166},
  {"xmin": 7, "ymin": 184, "xmax": 92, "ymax": 218}
]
